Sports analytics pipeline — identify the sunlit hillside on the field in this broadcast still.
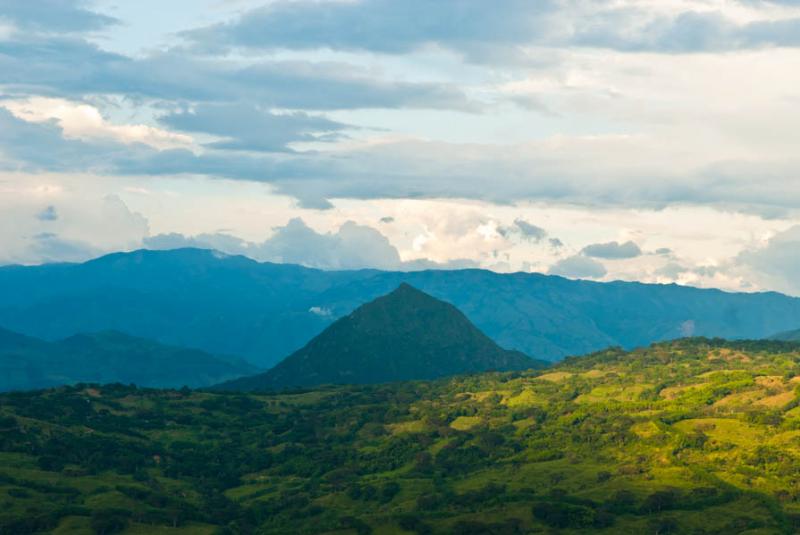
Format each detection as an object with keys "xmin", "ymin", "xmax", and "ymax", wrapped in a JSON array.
[{"xmin": 3, "ymin": 338, "xmax": 800, "ymax": 533}]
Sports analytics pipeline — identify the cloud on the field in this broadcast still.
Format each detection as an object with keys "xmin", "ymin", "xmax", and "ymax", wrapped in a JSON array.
[
  {"xmin": 581, "ymin": 240, "xmax": 642, "ymax": 259},
  {"xmin": 142, "ymin": 232, "xmax": 248, "ymax": 254},
  {"xmin": 308, "ymin": 306, "xmax": 332, "ymax": 317},
  {"xmin": 143, "ymin": 218, "xmax": 482, "ymax": 271},
  {"xmin": 548, "ymin": 255, "xmax": 607, "ymax": 279},
  {"xmin": 0, "ymin": 36, "xmax": 474, "ymax": 111},
  {"xmin": 0, "ymin": 191, "xmax": 148, "ymax": 266},
  {"xmin": 737, "ymin": 225, "xmax": 800, "ymax": 295},
  {"xmin": 9, "ymin": 107, "xmax": 800, "ymax": 216},
  {"xmin": 499, "ymin": 218, "xmax": 548, "ymax": 242},
  {"xmin": 0, "ymin": 107, "xmax": 128, "ymax": 172},
  {"xmin": 3, "ymin": 97, "xmax": 193, "ymax": 150},
  {"xmin": 0, "ymin": 0, "xmax": 118, "ymax": 33},
  {"xmin": 36, "ymin": 205, "xmax": 58, "ymax": 221},
  {"xmin": 655, "ymin": 262, "xmax": 688, "ymax": 280},
  {"xmin": 569, "ymin": 10, "xmax": 800, "ymax": 53},
  {"xmin": 145, "ymin": 218, "xmax": 403, "ymax": 270},
  {"xmin": 257, "ymin": 218, "xmax": 402, "ymax": 270},
  {"xmin": 182, "ymin": 0, "xmax": 558, "ymax": 61},
  {"xmin": 30, "ymin": 232, "xmax": 98, "ymax": 263},
  {"xmin": 182, "ymin": 1, "xmax": 800, "ymax": 59},
  {"xmin": 159, "ymin": 103, "xmax": 349, "ymax": 152}
]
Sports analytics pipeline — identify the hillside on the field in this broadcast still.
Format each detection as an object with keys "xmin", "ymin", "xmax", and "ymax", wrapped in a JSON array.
[
  {"xmin": 0, "ymin": 328, "xmax": 257, "ymax": 391},
  {"xmin": 4, "ymin": 339, "xmax": 800, "ymax": 533},
  {"xmin": 2, "ymin": 249, "xmax": 800, "ymax": 367},
  {"xmin": 771, "ymin": 328, "xmax": 800, "ymax": 342},
  {"xmin": 219, "ymin": 284, "xmax": 540, "ymax": 391}
]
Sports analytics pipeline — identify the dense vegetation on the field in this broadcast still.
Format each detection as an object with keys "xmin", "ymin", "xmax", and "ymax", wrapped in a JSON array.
[
  {"xmin": 0, "ymin": 328, "xmax": 257, "ymax": 392},
  {"xmin": 4, "ymin": 338, "xmax": 800, "ymax": 533},
  {"xmin": 3, "ymin": 248, "xmax": 800, "ymax": 366},
  {"xmin": 219, "ymin": 284, "xmax": 540, "ymax": 391}
]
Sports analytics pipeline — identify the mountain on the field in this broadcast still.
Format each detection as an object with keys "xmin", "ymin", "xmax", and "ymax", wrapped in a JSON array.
[
  {"xmin": 2, "ymin": 248, "xmax": 800, "ymax": 367},
  {"xmin": 770, "ymin": 327, "xmax": 800, "ymax": 342},
  {"xmin": 0, "ymin": 328, "xmax": 258, "ymax": 391},
  {"xmin": 219, "ymin": 284, "xmax": 541, "ymax": 391},
  {"xmin": 4, "ymin": 338, "xmax": 800, "ymax": 533}
]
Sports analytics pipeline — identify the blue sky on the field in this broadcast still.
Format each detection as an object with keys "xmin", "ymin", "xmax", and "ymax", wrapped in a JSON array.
[{"xmin": 3, "ymin": 0, "xmax": 800, "ymax": 295}]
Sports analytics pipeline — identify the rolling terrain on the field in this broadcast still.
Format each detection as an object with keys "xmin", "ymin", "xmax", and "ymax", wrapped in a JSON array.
[
  {"xmin": 1, "ymin": 248, "xmax": 800, "ymax": 367},
  {"xmin": 3, "ymin": 339, "xmax": 800, "ymax": 533}
]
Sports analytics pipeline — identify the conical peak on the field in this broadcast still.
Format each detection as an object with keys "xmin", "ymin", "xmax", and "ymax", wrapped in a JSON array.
[
  {"xmin": 368, "ymin": 283, "xmax": 447, "ymax": 313},
  {"xmin": 391, "ymin": 282, "xmax": 425, "ymax": 296}
]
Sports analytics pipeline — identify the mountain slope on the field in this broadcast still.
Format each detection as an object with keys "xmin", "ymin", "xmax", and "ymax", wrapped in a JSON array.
[
  {"xmin": 3, "ymin": 248, "xmax": 800, "ymax": 366},
  {"xmin": 220, "ymin": 284, "xmax": 541, "ymax": 390},
  {"xmin": 0, "ymin": 328, "xmax": 258, "ymax": 391},
  {"xmin": 770, "ymin": 327, "xmax": 800, "ymax": 342}
]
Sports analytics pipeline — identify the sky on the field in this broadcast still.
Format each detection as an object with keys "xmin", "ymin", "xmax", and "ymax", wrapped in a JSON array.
[{"xmin": 2, "ymin": 0, "xmax": 800, "ymax": 295}]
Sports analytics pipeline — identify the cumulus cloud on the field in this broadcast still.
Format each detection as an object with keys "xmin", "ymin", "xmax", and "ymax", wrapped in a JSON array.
[
  {"xmin": 737, "ymin": 225, "xmax": 800, "ymax": 295},
  {"xmin": 145, "ymin": 219, "xmax": 404, "ymax": 270},
  {"xmin": 257, "ymin": 218, "xmax": 402, "ymax": 270},
  {"xmin": 143, "ymin": 218, "xmax": 483, "ymax": 271},
  {"xmin": 548, "ymin": 255, "xmax": 607, "ymax": 279},
  {"xmin": 0, "ymin": 190, "xmax": 148, "ymax": 266},
  {"xmin": 581, "ymin": 240, "xmax": 642, "ymax": 259},
  {"xmin": 142, "ymin": 232, "xmax": 248, "ymax": 254}
]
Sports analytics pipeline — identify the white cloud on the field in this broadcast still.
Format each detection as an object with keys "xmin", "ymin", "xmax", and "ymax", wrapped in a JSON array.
[
  {"xmin": 0, "ymin": 175, "xmax": 149, "ymax": 265},
  {"xmin": 549, "ymin": 255, "xmax": 607, "ymax": 279},
  {"xmin": 737, "ymin": 225, "xmax": 800, "ymax": 295},
  {"xmin": 2, "ymin": 97, "xmax": 194, "ymax": 150}
]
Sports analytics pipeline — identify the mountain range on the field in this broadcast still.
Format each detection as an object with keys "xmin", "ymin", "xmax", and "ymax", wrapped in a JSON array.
[
  {"xmin": 0, "ymin": 327, "xmax": 257, "ymax": 391},
  {"xmin": 2, "ymin": 248, "xmax": 800, "ymax": 368},
  {"xmin": 219, "ymin": 283, "xmax": 543, "ymax": 391}
]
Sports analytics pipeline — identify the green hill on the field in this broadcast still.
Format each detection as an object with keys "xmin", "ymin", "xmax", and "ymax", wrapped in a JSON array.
[
  {"xmin": 219, "ymin": 283, "xmax": 541, "ymax": 391},
  {"xmin": 4, "ymin": 338, "xmax": 800, "ymax": 532},
  {"xmin": 0, "ymin": 328, "xmax": 258, "ymax": 391}
]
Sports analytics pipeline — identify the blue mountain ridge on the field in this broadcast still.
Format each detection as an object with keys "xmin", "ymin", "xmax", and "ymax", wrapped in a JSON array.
[{"xmin": 1, "ymin": 248, "xmax": 799, "ymax": 368}]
